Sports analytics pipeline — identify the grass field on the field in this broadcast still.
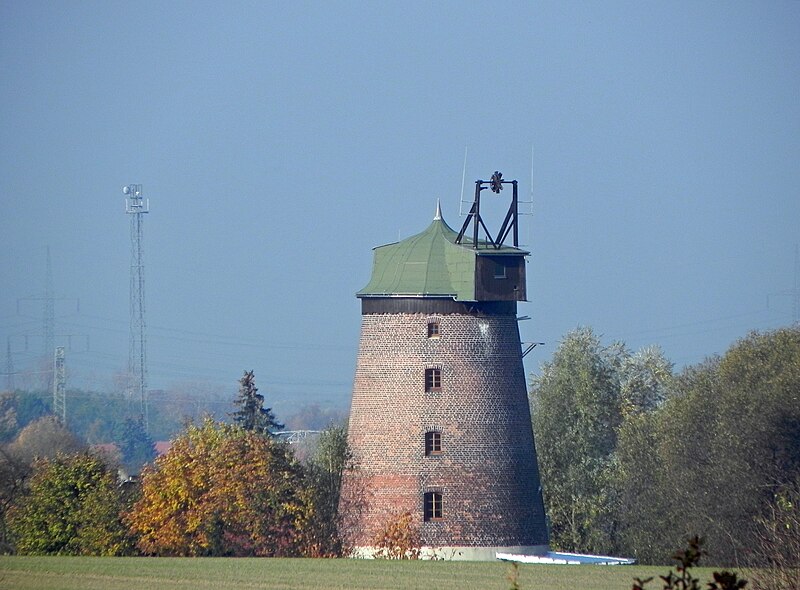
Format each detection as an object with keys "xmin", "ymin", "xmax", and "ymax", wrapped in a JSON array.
[{"xmin": 0, "ymin": 556, "xmax": 731, "ymax": 590}]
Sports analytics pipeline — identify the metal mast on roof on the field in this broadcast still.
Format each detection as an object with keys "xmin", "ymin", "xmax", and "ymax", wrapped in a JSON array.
[
  {"xmin": 455, "ymin": 171, "xmax": 519, "ymax": 248},
  {"xmin": 124, "ymin": 184, "xmax": 149, "ymax": 432}
]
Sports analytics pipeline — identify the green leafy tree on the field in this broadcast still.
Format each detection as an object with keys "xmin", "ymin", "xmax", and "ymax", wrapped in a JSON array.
[
  {"xmin": 531, "ymin": 325, "xmax": 798, "ymax": 565},
  {"xmin": 619, "ymin": 345, "xmax": 673, "ymax": 418},
  {"xmin": 750, "ymin": 476, "xmax": 800, "ymax": 590},
  {"xmin": 616, "ymin": 327, "xmax": 800, "ymax": 565},
  {"xmin": 231, "ymin": 370, "xmax": 283, "ymax": 436},
  {"xmin": 7, "ymin": 452, "xmax": 131, "ymax": 555},
  {"xmin": 0, "ymin": 416, "xmax": 86, "ymax": 554},
  {"xmin": 126, "ymin": 418, "xmax": 313, "ymax": 556},
  {"xmin": 701, "ymin": 328, "xmax": 800, "ymax": 564},
  {"xmin": 0, "ymin": 446, "xmax": 30, "ymax": 553},
  {"xmin": 304, "ymin": 424, "xmax": 350, "ymax": 556},
  {"xmin": 529, "ymin": 327, "xmax": 624, "ymax": 553},
  {"xmin": 614, "ymin": 410, "xmax": 663, "ymax": 561}
]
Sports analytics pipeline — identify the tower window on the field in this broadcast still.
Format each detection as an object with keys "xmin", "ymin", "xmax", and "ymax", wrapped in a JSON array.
[
  {"xmin": 427, "ymin": 321, "xmax": 440, "ymax": 338},
  {"xmin": 424, "ymin": 491, "xmax": 443, "ymax": 521},
  {"xmin": 425, "ymin": 368, "xmax": 441, "ymax": 392},
  {"xmin": 425, "ymin": 431, "xmax": 442, "ymax": 455},
  {"xmin": 494, "ymin": 261, "xmax": 507, "ymax": 279}
]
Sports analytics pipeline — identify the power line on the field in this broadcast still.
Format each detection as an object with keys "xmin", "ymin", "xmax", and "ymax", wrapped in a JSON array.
[
  {"xmin": 43, "ymin": 246, "xmax": 54, "ymax": 359},
  {"xmin": 767, "ymin": 244, "xmax": 800, "ymax": 325},
  {"xmin": 5, "ymin": 339, "xmax": 14, "ymax": 391}
]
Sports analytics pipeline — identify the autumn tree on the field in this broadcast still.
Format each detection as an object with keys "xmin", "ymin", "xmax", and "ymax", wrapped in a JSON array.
[
  {"xmin": 6, "ymin": 452, "xmax": 131, "ymax": 555},
  {"xmin": 126, "ymin": 418, "xmax": 313, "ymax": 556},
  {"xmin": 8, "ymin": 415, "xmax": 85, "ymax": 464},
  {"xmin": 231, "ymin": 370, "xmax": 283, "ymax": 436}
]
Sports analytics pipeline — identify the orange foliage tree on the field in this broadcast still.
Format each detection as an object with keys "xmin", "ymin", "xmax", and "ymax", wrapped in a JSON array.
[
  {"xmin": 126, "ymin": 418, "xmax": 315, "ymax": 556},
  {"xmin": 372, "ymin": 511, "xmax": 421, "ymax": 560}
]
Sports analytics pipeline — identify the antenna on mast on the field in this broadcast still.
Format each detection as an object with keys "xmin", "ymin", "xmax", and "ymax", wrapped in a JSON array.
[
  {"xmin": 530, "ymin": 144, "xmax": 535, "ymax": 201},
  {"xmin": 525, "ymin": 144, "xmax": 536, "ymax": 246},
  {"xmin": 459, "ymin": 145, "xmax": 468, "ymax": 216},
  {"xmin": 124, "ymin": 183, "xmax": 149, "ymax": 432}
]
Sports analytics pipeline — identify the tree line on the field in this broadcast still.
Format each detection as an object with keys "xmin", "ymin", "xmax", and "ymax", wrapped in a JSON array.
[
  {"xmin": 530, "ymin": 325, "xmax": 800, "ymax": 569},
  {"xmin": 0, "ymin": 379, "xmax": 346, "ymax": 451},
  {"xmin": 0, "ymin": 371, "xmax": 349, "ymax": 556},
  {"xmin": 1, "ymin": 326, "xmax": 797, "ymax": 570},
  {"xmin": 0, "ymin": 383, "xmax": 227, "ymax": 445}
]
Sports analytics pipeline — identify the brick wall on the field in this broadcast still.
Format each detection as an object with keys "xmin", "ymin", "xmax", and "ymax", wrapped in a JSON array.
[{"xmin": 340, "ymin": 309, "xmax": 549, "ymax": 549}]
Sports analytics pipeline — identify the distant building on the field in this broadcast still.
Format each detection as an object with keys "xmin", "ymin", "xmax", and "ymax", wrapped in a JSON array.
[
  {"xmin": 340, "ymin": 186, "xmax": 549, "ymax": 561},
  {"xmin": 154, "ymin": 440, "xmax": 172, "ymax": 456}
]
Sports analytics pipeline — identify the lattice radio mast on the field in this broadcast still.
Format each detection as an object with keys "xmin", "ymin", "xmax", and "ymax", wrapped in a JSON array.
[
  {"xmin": 53, "ymin": 346, "xmax": 66, "ymax": 424},
  {"xmin": 124, "ymin": 184, "xmax": 149, "ymax": 431}
]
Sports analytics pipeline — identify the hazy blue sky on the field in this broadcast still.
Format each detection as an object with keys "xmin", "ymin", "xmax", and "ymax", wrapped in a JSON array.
[{"xmin": 2, "ymin": 1, "xmax": 798, "ymax": 415}]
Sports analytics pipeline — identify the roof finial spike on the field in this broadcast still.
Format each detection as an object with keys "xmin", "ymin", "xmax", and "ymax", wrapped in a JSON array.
[{"xmin": 434, "ymin": 199, "xmax": 442, "ymax": 221}]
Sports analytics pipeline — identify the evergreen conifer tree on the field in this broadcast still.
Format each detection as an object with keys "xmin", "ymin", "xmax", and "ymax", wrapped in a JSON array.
[
  {"xmin": 115, "ymin": 417, "xmax": 157, "ymax": 475},
  {"xmin": 232, "ymin": 370, "xmax": 283, "ymax": 436}
]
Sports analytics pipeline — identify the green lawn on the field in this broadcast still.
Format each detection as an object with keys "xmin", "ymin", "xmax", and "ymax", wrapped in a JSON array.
[{"xmin": 0, "ymin": 556, "xmax": 733, "ymax": 590}]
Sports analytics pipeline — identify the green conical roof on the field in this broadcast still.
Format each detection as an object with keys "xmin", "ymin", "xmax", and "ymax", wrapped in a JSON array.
[{"xmin": 357, "ymin": 205, "xmax": 525, "ymax": 301}]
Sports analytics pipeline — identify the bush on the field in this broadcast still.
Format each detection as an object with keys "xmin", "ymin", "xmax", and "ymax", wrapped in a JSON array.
[
  {"xmin": 7, "ymin": 452, "xmax": 130, "ymax": 555},
  {"xmin": 633, "ymin": 536, "xmax": 747, "ymax": 590},
  {"xmin": 372, "ymin": 511, "xmax": 421, "ymax": 560}
]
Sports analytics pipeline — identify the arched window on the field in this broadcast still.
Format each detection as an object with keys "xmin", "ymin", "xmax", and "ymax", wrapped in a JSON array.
[
  {"xmin": 424, "ymin": 368, "xmax": 441, "ymax": 392},
  {"xmin": 425, "ymin": 431, "xmax": 442, "ymax": 456},
  {"xmin": 424, "ymin": 491, "xmax": 443, "ymax": 521}
]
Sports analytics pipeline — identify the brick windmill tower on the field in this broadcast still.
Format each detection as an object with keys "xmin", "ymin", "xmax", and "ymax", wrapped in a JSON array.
[{"xmin": 341, "ymin": 172, "xmax": 549, "ymax": 560}]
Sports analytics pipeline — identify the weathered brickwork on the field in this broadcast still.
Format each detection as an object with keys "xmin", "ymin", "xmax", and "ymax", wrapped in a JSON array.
[{"xmin": 341, "ymin": 309, "xmax": 549, "ymax": 549}]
